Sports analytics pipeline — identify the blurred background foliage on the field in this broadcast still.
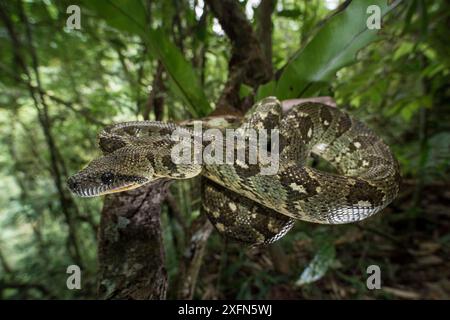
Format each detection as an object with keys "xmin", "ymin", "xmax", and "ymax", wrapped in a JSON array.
[{"xmin": 0, "ymin": 0, "xmax": 449, "ymax": 299}]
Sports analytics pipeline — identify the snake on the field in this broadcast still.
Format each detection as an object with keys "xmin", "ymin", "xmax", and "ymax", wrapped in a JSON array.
[{"xmin": 67, "ymin": 97, "xmax": 400, "ymax": 245}]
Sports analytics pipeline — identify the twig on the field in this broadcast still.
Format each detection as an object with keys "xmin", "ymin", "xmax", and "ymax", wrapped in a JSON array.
[
  {"xmin": 143, "ymin": 61, "xmax": 165, "ymax": 121},
  {"xmin": 176, "ymin": 214, "xmax": 214, "ymax": 299}
]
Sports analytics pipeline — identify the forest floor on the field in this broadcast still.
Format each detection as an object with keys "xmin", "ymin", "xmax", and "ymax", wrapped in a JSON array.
[{"xmin": 197, "ymin": 182, "xmax": 450, "ymax": 299}]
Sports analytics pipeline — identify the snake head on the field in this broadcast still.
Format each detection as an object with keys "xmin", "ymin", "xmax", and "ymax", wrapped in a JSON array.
[
  {"xmin": 67, "ymin": 141, "xmax": 202, "ymax": 197},
  {"xmin": 68, "ymin": 121, "xmax": 203, "ymax": 197},
  {"xmin": 67, "ymin": 146, "xmax": 155, "ymax": 197}
]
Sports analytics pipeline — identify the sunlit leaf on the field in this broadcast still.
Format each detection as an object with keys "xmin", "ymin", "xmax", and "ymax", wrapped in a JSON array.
[{"xmin": 276, "ymin": 0, "xmax": 401, "ymax": 99}]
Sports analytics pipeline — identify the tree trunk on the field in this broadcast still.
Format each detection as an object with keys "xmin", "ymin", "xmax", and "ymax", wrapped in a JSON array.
[{"xmin": 97, "ymin": 180, "xmax": 170, "ymax": 299}]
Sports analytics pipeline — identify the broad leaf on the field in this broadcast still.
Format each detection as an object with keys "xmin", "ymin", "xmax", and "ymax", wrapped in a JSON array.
[
  {"xmin": 255, "ymin": 80, "xmax": 276, "ymax": 101},
  {"xmin": 276, "ymin": 0, "xmax": 401, "ymax": 100},
  {"xmin": 83, "ymin": 0, "xmax": 211, "ymax": 117}
]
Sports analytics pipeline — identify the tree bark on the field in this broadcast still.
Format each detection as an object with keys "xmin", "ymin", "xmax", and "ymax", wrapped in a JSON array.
[
  {"xmin": 256, "ymin": 0, "xmax": 277, "ymax": 65},
  {"xmin": 97, "ymin": 180, "xmax": 170, "ymax": 299},
  {"xmin": 143, "ymin": 61, "xmax": 165, "ymax": 121},
  {"xmin": 206, "ymin": 0, "xmax": 272, "ymax": 114}
]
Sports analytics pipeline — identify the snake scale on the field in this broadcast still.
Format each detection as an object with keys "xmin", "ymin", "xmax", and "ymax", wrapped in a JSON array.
[{"xmin": 67, "ymin": 97, "xmax": 400, "ymax": 245}]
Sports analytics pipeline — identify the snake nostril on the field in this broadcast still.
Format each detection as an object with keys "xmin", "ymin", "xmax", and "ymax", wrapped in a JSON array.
[{"xmin": 67, "ymin": 177, "xmax": 79, "ymax": 191}]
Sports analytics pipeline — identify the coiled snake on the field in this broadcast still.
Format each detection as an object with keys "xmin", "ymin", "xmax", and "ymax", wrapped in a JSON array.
[{"xmin": 67, "ymin": 97, "xmax": 400, "ymax": 245}]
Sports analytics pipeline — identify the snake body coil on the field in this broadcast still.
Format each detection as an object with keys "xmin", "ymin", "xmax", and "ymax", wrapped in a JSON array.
[{"xmin": 68, "ymin": 97, "xmax": 400, "ymax": 244}]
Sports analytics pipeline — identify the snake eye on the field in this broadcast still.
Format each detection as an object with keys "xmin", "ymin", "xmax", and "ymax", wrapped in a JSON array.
[{"xmin": 101, "ymin": 172, "xmax": 114, "ymax": 185}]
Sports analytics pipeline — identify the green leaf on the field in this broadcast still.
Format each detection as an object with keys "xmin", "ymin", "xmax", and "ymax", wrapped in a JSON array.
[
  {"xmin": 403, "ymin": 0, "xmax": 418, "ymax": 33},
  {"xmin": 239, "ymin": 84, "xmax": 253, "ymax": 99},
  {"xmin": 146, "ymin": 28, "xmax": 211, "ymax": 117},
  {"xmin": 83, "ymin": 0, "xmax": 211, "ymax": 117},
  {"xmin": 83, "ymin": 0, "xmax": 147, "ymax": 34},
  {"xmin": 275, "ymin": 0, "xmax": 400, "ymax": 100},
  {"xmin": 255, "ymin": 80, "xmax": 276, "ymax": 101},
  {"xmin": 393, "ymin": 41, "xmax": 415, "ymax": 60},
  {"xmin": 295, "ymin": 240, "xmax": 335, "ymax": 287}
]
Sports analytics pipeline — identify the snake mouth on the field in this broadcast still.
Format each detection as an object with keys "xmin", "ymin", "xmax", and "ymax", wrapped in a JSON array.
[
  {"xmin": 72, "ymin": 182, "xmax": 147, "ymax": 197},
  {"xmin": 97, "ymin": 182, "xmax": 144, "ymax": 196},
  {"xmin": 67, "ymin": 175, "xmax": 149, "ymax": 198}
]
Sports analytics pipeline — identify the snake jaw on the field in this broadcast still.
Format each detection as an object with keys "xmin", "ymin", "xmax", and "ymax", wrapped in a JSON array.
[
  {"xmin": 67, "ymin": 173, "xmax": 149, "ymax": 197},
  {"xmin": 68, "ymin": 180, "xmax": 149, "ymax": 197},
  {"xmin": 95, "ymin": 181, "xmax": 148, "ymax": 196}
]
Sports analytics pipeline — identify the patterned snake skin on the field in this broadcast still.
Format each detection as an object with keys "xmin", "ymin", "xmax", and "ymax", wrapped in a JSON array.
[{"xmin": 67, "ymin": 97, "xmax": 400, "ymax": 245}]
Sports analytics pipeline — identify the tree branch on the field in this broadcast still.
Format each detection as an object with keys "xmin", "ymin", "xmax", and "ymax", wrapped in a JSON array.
[
  {"xmin": 98, "ymin": 180, "xmax": 170, "ymax": 299},
  {"xmin": 256, "ymin": 0, "xmax": 277, "ymax": 65},
  {"xmin": 176, "ymin": 213, "xmax": 214, "ymax": 299},
  {"xmin": 206, "ymin": 0, "xmax": 272, "ymax": 113},
  {"xmin": 143, "ymin": 61, "xmax": 165, "ymax": 121}
]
